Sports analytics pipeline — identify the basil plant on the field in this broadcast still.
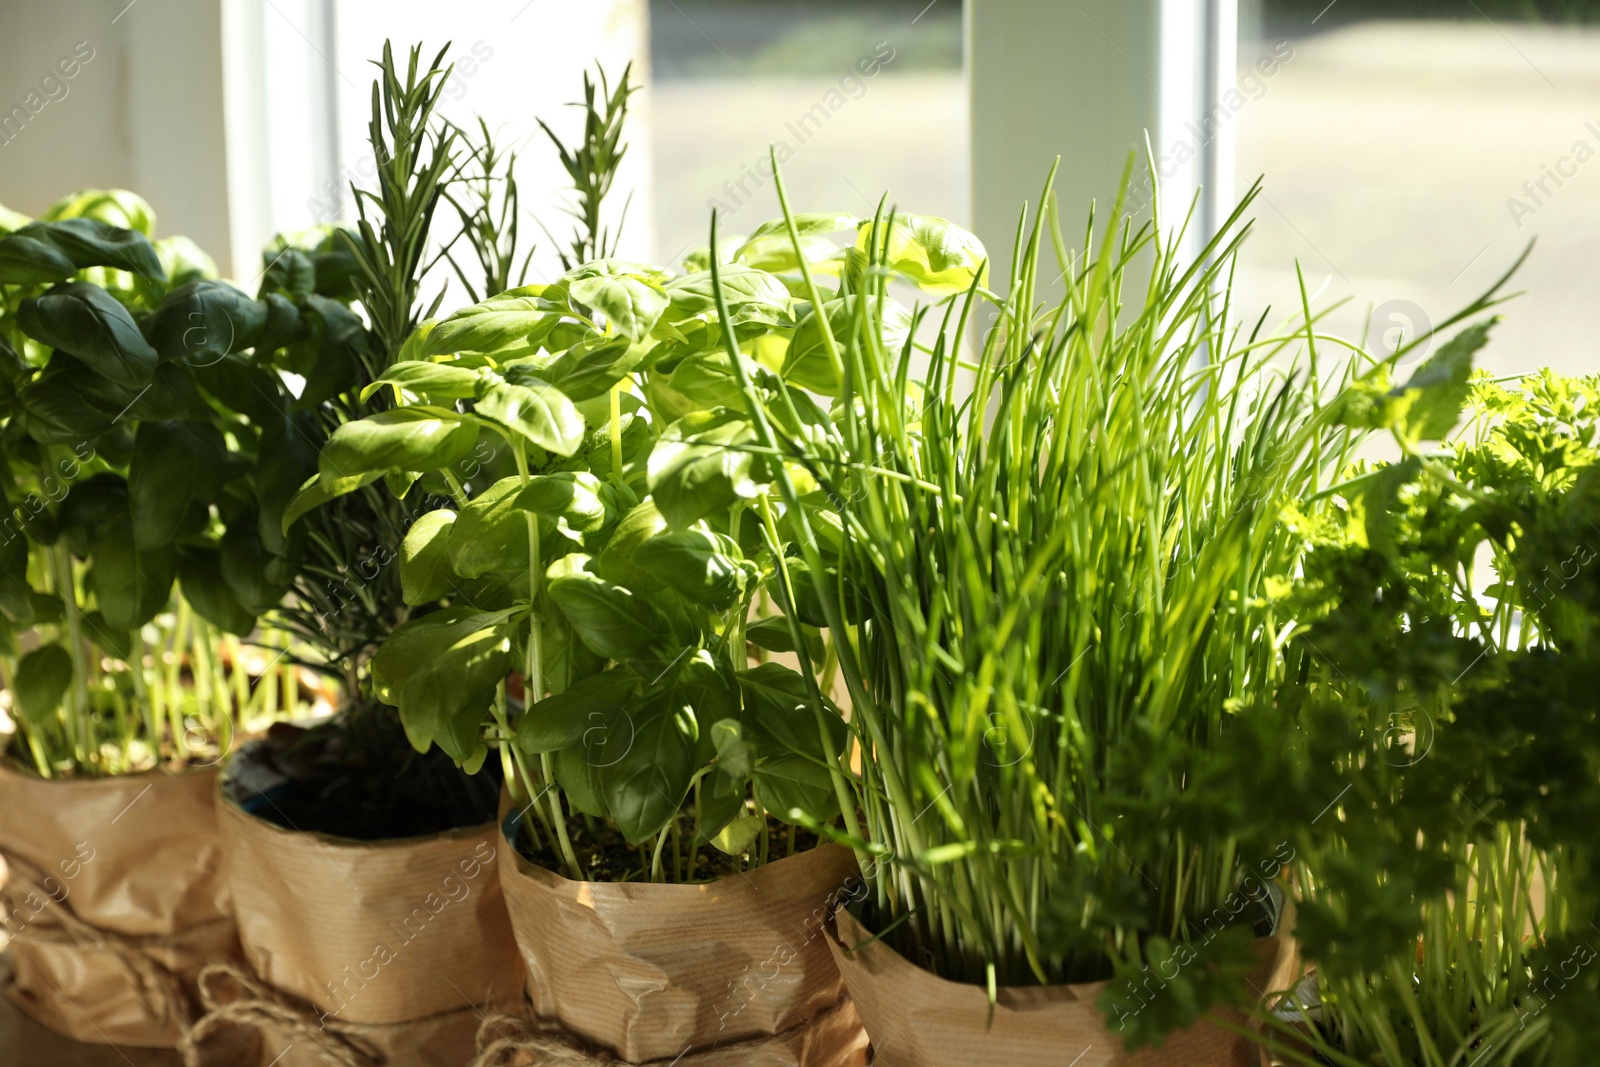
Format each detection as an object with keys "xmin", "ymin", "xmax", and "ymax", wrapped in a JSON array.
[
  {"xmin": 289, "ymin": 209, "xmax": 979, "ymax": 881},
  {"xmin": 0, "ymin": 190, "xmax": 319, "ymax": 777}
]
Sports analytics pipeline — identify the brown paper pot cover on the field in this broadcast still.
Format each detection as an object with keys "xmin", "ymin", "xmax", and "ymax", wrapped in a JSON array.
[
  {"xmin": 0, "ymin": 757, "xmax": 237, "ymax": 1048},
  {"xmin": 215, "ymin": 792, "xmax": 522, "ymax": 1056},
  {"xmin": 829, "ymin": 907, "xmax": 1302, "ymax": 1067},
  {"xmin": 499, "ymin": 831, "xmax": 869, "ymax": 1065}
]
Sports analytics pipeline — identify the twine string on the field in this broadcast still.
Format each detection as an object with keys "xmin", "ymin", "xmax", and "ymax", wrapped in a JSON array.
[{"xmin": 178, "ymin": 960, "xmax": 383, "ymax": 1067}]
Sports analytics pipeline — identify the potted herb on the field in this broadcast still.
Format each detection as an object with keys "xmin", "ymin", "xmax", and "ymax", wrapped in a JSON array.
[
  {"xmin": 1252, "ymin": 359, "xmax": 1600, "ymax": 1067},
  {"xmin": 302, "ymin": 183, "xmax": 893, "ymax": 1067},
  {"xmin": 700, "ymin": 158, "xmax": 1507, "ymax": 1063},
  {"xmin": 181, "ymin": 44, "xmax": 531, "ymax": 1067},
  {"xmin": 0, "ymin": 188, "xmax": 312, "ymax": 1048}
]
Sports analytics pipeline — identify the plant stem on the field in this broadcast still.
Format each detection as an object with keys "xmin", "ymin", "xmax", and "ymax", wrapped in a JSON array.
[{"xmin": 510, "ymin": 439, "xmax": 580, "ymax": 880}]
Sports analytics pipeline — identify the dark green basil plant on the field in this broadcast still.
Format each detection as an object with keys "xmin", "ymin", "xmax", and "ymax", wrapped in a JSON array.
[{"xmin": 0, "ymin": 189, "xmax": 310, "ymax": 777}]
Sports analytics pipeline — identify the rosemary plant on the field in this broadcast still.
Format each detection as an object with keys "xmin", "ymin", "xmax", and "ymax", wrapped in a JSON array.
[
  {"xmin": 268, "ymin": 52, "xmax": 645, "ymax": 840},
  {"xmin": 539, "ymin": 64, "xmax": 636, "ymax": 272},
  {"xmin": 446, "ymin": 118, "xmax": 534, "ymax": 302},
  {"xmin": 222, "ymin": 43, "xmax": 509, "ymax": 836},
  {"xmin": 267, "ymin": 42, "xmax": 459, "ymax": 708}
]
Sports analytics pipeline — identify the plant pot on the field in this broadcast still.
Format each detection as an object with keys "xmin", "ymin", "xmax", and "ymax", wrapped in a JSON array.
[
  {"xmin": 0, "ymin": 755, "xmax": 238, "ymax": 1048},
  {"xmin": 494, "ymin": 816, "xmax": 869, "ymax": 1066},
  {"xmin": 827, "ymin": 906, "xmax": 1302, "ymax": 1067},
  {"xmin": 185, "ymin": 747, "xmax": 523, "ymax": 1067}
]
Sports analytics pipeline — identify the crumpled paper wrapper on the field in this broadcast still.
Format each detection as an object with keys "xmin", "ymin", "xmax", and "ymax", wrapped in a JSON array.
[
  {"xmin": 498, "ymin": 830, "xmax": 869, "ymax": 1066},
  {"xmin": 829, "ymin": 906, "xmax": 1302, "ymax": 1067},
  {"xmin": 0, "ymin": 757, "xmax": 237, "ymax": 1048},
  {"xmin": 213, "ymin": 788, "xmax": 522, "ymax": 1062}
]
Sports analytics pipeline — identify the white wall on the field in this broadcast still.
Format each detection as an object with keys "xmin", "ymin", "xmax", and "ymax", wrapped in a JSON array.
[
  {"xmin": 0, "ymin": 0, "xmax": 653, "ymax": 289},
  {"xmin": 0, "ymin": 0, "xmax": 234, "ymax": 264}
]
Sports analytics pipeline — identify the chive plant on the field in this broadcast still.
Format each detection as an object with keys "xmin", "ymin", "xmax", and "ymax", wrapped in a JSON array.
[{"xmin": 709, "ymin": 157, "xmax": 1507, "ymax": 1040}]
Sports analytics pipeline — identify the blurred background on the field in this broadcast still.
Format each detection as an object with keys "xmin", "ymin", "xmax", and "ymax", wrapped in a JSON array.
[{"xmin": 0, "ymin": 0, "xmax": 1597, "ymax": 375}]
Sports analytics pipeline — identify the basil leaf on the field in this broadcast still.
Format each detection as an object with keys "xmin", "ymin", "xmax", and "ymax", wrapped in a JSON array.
[
  {"xmin": 19, "ymin": 375, "xmax": 113, "ymax": 445},
  {"xmin": 82, "ymin": 612, "xmax": 131, "ymax": 660},
  {"xmin": 260, "ymin": 247, "xmax": 316, "ymax": 299},
  {"xmin": 548, "ymin": 570, "xmax": 665, "ymax": 661},
  {"xmin": 599, "ymin": 693, "xmax": 698, "ymax": 843},
  {"xmin": 784, "ymin": 296, "xmax": 911, "ymax": 395},
  {"xmin": 155, "ymin": 235, "xmax": 219, "ymax": 289},
  {"xmin": 253, "ymin": 292, "xmax": 303, "ymax": 354},
  {"xmin": 17, "ymin": 281, "xmax": 158, "ymax": 389},
  {"xmin": 220, "ymin": 518, "xmax": 294, "ymax": 616},
  {"xmin": 753, "ymin": 754, "xmax": 841, "ymax": 822},
  {"xmin": 129, "ymin": 421, "xmax": 225, "ymax": 548},
  {"xmin": 372, "ymin": 607, "xmax": 517, "ymax": 759},
  {"xmin": 145, "ymin": 280, "xmax": 267, "ymax": 365},
  {"xmin": 318, "ymin": 407, "xmax": 480, "ymax": 480},
  {"xmin": 475, "ymin": 377, "xmax": 585, "ymax": 456},
  {"xmin": 665, "ymin": 265, "xmax": 790, "ymax": 325},
  {"xmin": 552, "ymin": 743, "xmax": 608, "ymax": 818},
  {"xmin": 647, "ymin": 408, "xmax": 769, "ymax": 529},
  {"xmin": 515, "ymin": 669, "xmax": 639, "ymax": 755},
  {"xmin": 563, "ymin": 260, "xmax": 670, "ymax": 341},
  {"xmin": 177, "ymin": 546, "xmax": 257, "ymax": 635},
  {"xmin": 90, "ymin": 536, "xmax": 176, "ymax": 631},
  {"xmin": 14, "ymin": 644, "xmax": 74, "ymax": 727},
  {"xmin": 448, "ymin": 476, "xmax": 532, "ymax": 579},
  {"xmin": 540, "ymin": 611, "xmax": 607, "ymax": 696},
  {"xmin": 0, "ymin": 232, "xmax": 76, "ymax": 285},
  {"xmin": 56, "ymin": 473, "xmax": 129, "ymax": 557},
  {"xmin": 400, "ymin": 508, "xmax": 458, "ymax": 606},
  {"xmin": 192, "ymin": 353, "xmax": 289, "ymax": 425},
  {"xmin": 857, "ymin": 214, "xmax": 988, "ymax": 294},
  {"xmin": 42, "ymin": 190, "xmax": 156, "ymax": 235},
  {"xmin": 256, "ymin": 412, "xmax": 321, "ymax": 543},
  {"xmin": 745, "ymin": 212, "xmax": 859, "ymax": 243},
  {"xmin": 736, "ymin": 662, "xmax": 847, "ymax": 759},
  {"xmin": 279, "ymin": 469, "xmax": 384, "ymax": 534},
  {"xmin": 633, "ymin": 526, "xmax": 747, "ymax": 610},
  {"xmin": 593, "ymin": 499, "xmax": 669, "ymax": 591},
  {"xmin": 425, "ymin": 292, "xmax": 559, "ymax": 356},
  {"xmin": 12, "ymin": 218, "xmax": 164, "ymax": 279},
  {"xmin": 745, "ymin": 615, "xmax": 826, "ymax": 663},
  {"xmin": 370, "ymin": 605, "xmax": 520, "ymax": 706},
  {"xmin": 360, "ymin": 360, "xmax": 484, "ymax": 403},
  {"xmin": 541, "ymin": 334, "xmax": 648, "ymax": 402},
  {"xmin": 513, "ymin": 471, "xmax": 611, "ymax": 538}
]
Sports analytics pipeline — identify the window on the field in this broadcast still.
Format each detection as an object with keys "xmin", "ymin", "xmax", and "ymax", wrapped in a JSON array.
[
  {"xmin": 1235, "ymin": 1, "xmax": 1600, "ymax": 375},
  {"xmin": 649, "ymin": 0, "xmax": 967, "ymax": 262}
]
